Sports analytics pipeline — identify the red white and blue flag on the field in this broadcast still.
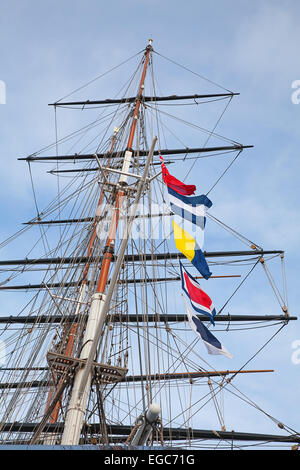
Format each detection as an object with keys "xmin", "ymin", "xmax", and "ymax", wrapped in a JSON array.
[
  {"xmin": 180, "ymin": 261, "xmax": 216, "ymax": 325},
  {"xmin": 180, "ymin": 261, "xmax": 232, "ymax": 358},
  {"xmin": 160, "ymin": 155, "xmax": 212, "ymax": 279}
]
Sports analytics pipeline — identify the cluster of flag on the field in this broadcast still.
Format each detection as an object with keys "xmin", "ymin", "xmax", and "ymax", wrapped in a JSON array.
[
  {"xmin": 161, "ymin": 156, "xmax": 212, "ymax": 280},
  {"xmin": 161, "ymin": 156, "xmax": 232, "ymax": 358},
  {"xmin": 180, "ymin": 262, "xmax": 232, "ymax": 358}
]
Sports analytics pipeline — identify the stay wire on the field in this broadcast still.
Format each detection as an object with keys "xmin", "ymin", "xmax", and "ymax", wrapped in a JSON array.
[
  {"xmin": 27, "ymin": 162, "xmax": 51, "ymax": 255},
  {"xmin": 218, "ymin": 259, "xmax": 260, "ymax": 315},
  {"xmin": 206, "ymin": 149, "xmax": 243, "ymax": 196},
  {"xmin": 184, "ymin": 96, "xmax": 234, "ymax": 181},
  {"xmin": 207, "ymin": 212, "xmax": 263, "ymax": 250},
  {"xmin": 153, "ymin": 50, "xmax": 233, "ymax": 93},
  {"xmin": 260, "ymin": 259, "xmax": 286, "ymax": 309},
  {"xmin": 54, "ymin": 107, "xmax": 62, "ymax": 257},
  {"xmin": 55, "ymin": 49, "xmax": 144, "ymax": 103}
]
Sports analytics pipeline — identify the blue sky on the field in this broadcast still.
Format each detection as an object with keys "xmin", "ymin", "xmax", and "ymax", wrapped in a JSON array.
[{"xmin": 0, "ymin": 0, "xmax": 300, "ymax": 446}]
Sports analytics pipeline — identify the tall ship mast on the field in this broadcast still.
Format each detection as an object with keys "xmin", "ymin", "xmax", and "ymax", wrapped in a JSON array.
[{"xmin": 0, "ymin": 39, "xmax": 299, "ymax": 450}]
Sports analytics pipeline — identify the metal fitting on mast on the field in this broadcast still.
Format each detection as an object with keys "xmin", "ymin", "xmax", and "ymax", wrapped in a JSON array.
[
  {"xmin": 146, "ymin": 38, "xmax": 153, "ymax": 52},
  {"xmin": 130, "ymin": 403, "xmax": 161, "ymax": 446}
]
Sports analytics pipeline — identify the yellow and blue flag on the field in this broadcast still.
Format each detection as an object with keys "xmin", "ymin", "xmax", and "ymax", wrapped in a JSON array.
[{"xmin": 172, "ymin": 219, "xmax": 212, "ymax": 279}]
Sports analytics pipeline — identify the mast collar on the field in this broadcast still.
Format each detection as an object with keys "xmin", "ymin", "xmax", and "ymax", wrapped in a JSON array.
[{"xmin": 146, "ymin": 38, "xmax": 153, "ymax": 51}]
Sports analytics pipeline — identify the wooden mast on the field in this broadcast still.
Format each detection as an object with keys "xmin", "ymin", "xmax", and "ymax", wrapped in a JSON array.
[
  {"xmin": 95, "ymin": 40, "xmax": 152, "ymax": 295},
  {"xmin": 60, "ymin": 39, "xmax": 153, "ymax": 445},
  {"xmin": 81, "ymin": 130, "xmax": 119, "ymax": 285}
]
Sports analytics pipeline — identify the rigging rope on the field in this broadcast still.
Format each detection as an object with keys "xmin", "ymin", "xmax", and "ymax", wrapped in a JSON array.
[
  {"xmin": 55, "ymin": 50, "xmax": 144, "ymax": 103},
  {"xmin": 153, "ymin": 50, "xmax": 233, "ymax": 93}
]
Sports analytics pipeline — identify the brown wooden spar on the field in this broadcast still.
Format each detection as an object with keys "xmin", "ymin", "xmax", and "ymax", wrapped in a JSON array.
[
  {"xmin": 95, "ymin": 41, "xmax": 152, "ymax": 295},
  {"xmin": 81, "ymin": 132, "xmax": 118, "ymax": 285}
]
